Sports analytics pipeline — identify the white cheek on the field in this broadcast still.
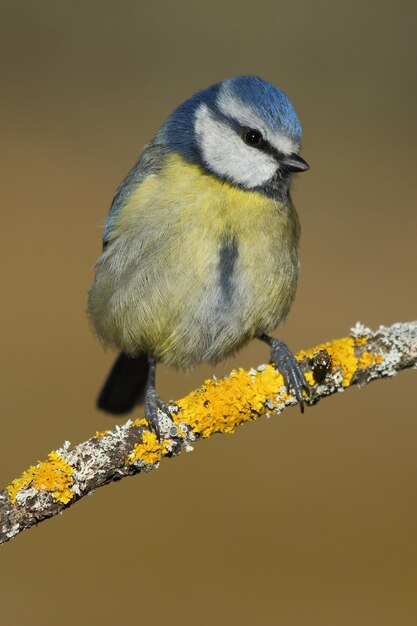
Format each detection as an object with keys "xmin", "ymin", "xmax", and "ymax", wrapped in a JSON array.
[{"xmin": 194, "ymin": 104, "xmax": 277, "ymax": 188}]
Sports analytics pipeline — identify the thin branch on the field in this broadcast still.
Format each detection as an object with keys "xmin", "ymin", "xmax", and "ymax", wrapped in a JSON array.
[{"xmin": 1, "ymin": 321, "xmax": 416, "ymax": 545}]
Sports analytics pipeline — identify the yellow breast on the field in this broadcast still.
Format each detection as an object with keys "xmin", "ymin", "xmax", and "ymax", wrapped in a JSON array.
[{"xmin": 88, "ymin": 153, "xmax": 300, "ymax": 367}]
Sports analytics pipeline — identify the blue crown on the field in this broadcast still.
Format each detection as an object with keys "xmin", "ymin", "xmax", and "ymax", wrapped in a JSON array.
[
  {"xmin": 221, "ymin": 76, "xmax": 302, "ymax": 142},
  {"xmin": 161, "ymin": 75, "xmax": 302, "ymax": 161}
]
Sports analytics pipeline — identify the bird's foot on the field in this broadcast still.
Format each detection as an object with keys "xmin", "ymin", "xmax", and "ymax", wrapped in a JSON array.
[
  {"xmin": 267, "ymin": 338, "xmax": 310, "ymax": 412},
  {"xmin": 144, "ymin": 389, "xmax": 176, "ymax": 440}
]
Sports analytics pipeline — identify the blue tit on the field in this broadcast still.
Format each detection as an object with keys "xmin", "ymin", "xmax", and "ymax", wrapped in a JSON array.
[{"xmin": 88, "ymin": 75, "xmax": 310, "ymax": 435}]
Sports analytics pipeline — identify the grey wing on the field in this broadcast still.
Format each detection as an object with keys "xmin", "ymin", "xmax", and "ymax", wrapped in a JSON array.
[{"xmin": 103, "ymin": 135, "xmax": 167, "ymax": 249}]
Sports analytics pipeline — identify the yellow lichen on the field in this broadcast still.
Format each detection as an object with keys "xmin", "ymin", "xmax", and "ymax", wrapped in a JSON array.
[
  {"xmin": 126, "ymin": 430, "xmax": 162, "ymax": 465},
  {"xmin": 355, "ymin": 337, "xmax": 368, "ymax": 346},
  {"xmin": 304, "ymin": 370, "xmax": 316, "ymax": 386},
  {"xmin": 173, "ymin": 336, "xmax": 381, "ymax": 439},
  {"xmin": 161, "ymin": 440, "xmax": 172, "ymax": 456},
  {"xmin": 128, "ymin": 337, "xmax": 379, "ymax": 443},
  {"xmin": 297, "ymin": 337, "xmax": 359, "ymax": 387},
  {"xmin": 7, "ymin": 451, "xmax": 74, "ymax": 505},
  {"xmin": 93, "ymin": 430, "xmax": 111, "ymax": 438},
  {"xmin": 132, "ymin": 418, "xmax": 148, "ymax": 427},
  {"xmin": 5, "ymin": 333, "xmax": 385, "ymax": 507},
  {"xmin": 175, "ymin": 365, "xmax": 289, "ymax": 438},
  {"xmin": 359, "ymin": 351, "xmax": 383, "ymax": 369}
]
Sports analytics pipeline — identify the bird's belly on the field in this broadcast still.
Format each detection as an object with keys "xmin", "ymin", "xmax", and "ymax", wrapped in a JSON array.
[
  {"xmin": 89, "ymin": 234, "xmax": 297, "ymax": 369},
  {"xmin": 114, "ymin": 235, "xmax": 297, "ymax": 368},
  {"xmin": 162, "ymin": 236, "xmax": 298, "ymax": 367}
]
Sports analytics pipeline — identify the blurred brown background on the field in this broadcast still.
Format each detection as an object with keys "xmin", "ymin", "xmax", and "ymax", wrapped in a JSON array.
[{"xmin": 1, "ymin": 1, "xmax": 416, "ymax": 624}]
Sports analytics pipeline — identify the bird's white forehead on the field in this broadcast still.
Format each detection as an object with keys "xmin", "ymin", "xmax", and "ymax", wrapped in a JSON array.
[{"xmin": 216, "ymin": 84, "xmax": 298, "ymax": 156}]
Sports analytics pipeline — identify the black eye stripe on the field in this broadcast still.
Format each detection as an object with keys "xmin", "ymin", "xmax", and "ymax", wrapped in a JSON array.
[
  {"xmin": 242, "ymin": 128, "xmax": 286, "ymax": 161},
  {"xmin": 241, "ymin": 126, "xmax": 286, "ymax": 160},
  {"xmin": 203, "ymin": 109, "xmax": 287, "ymax": 161}
]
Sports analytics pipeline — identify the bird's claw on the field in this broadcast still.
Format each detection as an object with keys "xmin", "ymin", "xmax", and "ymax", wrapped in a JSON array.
[
  {"xmin": 269, "ymin": 339, "xmax": 310, "ymax": 412},
  {"xmin": 144, "ymin": 390, "xmax": 173, "ymax": 440}
]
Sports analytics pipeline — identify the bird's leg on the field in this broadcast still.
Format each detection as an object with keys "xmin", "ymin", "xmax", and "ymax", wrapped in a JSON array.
[
  {"xmin": 144, "ymin": 358, "xmax": 172, "ymax": 439},
  {"xmin": 258, "ymin": 334, "xmax": 310, "ymax": 412}
]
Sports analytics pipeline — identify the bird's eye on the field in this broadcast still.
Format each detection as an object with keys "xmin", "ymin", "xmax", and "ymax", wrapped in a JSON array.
[{"xmin": 243, "ymin": 129, "xmax": 263, "ymax": 147}]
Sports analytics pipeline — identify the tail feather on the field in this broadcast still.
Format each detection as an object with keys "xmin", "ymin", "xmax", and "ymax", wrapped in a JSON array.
[{"xmin": 97, "ymin": 353, "xmax": 149, "ymax": 415}]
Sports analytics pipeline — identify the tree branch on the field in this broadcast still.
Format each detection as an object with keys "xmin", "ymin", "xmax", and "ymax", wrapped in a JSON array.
[{"xmin": 1, "ymin": 321, "xmax": 416, "ymax": 545}]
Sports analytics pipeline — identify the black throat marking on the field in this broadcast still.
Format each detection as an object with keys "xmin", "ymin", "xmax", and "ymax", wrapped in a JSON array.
[{"xmin": 218, "ymin": 235, "xmax": 239, "ymax": 307}]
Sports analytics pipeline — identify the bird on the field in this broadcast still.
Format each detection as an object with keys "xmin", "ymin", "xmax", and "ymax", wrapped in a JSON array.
[{"xmin": 88, "ymin": 75, "xmax": 310, "ymax": 436}]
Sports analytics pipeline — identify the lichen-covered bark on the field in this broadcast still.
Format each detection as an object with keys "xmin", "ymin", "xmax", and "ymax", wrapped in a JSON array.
[{"xmin": 1, "ymin": 321, "xmax": 416, "ymax": 545}]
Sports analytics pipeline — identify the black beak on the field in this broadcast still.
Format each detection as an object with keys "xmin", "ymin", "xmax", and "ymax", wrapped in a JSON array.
[{"xmin": 281, "ymin": 153, "xmax": 310, "ymax": 173}]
